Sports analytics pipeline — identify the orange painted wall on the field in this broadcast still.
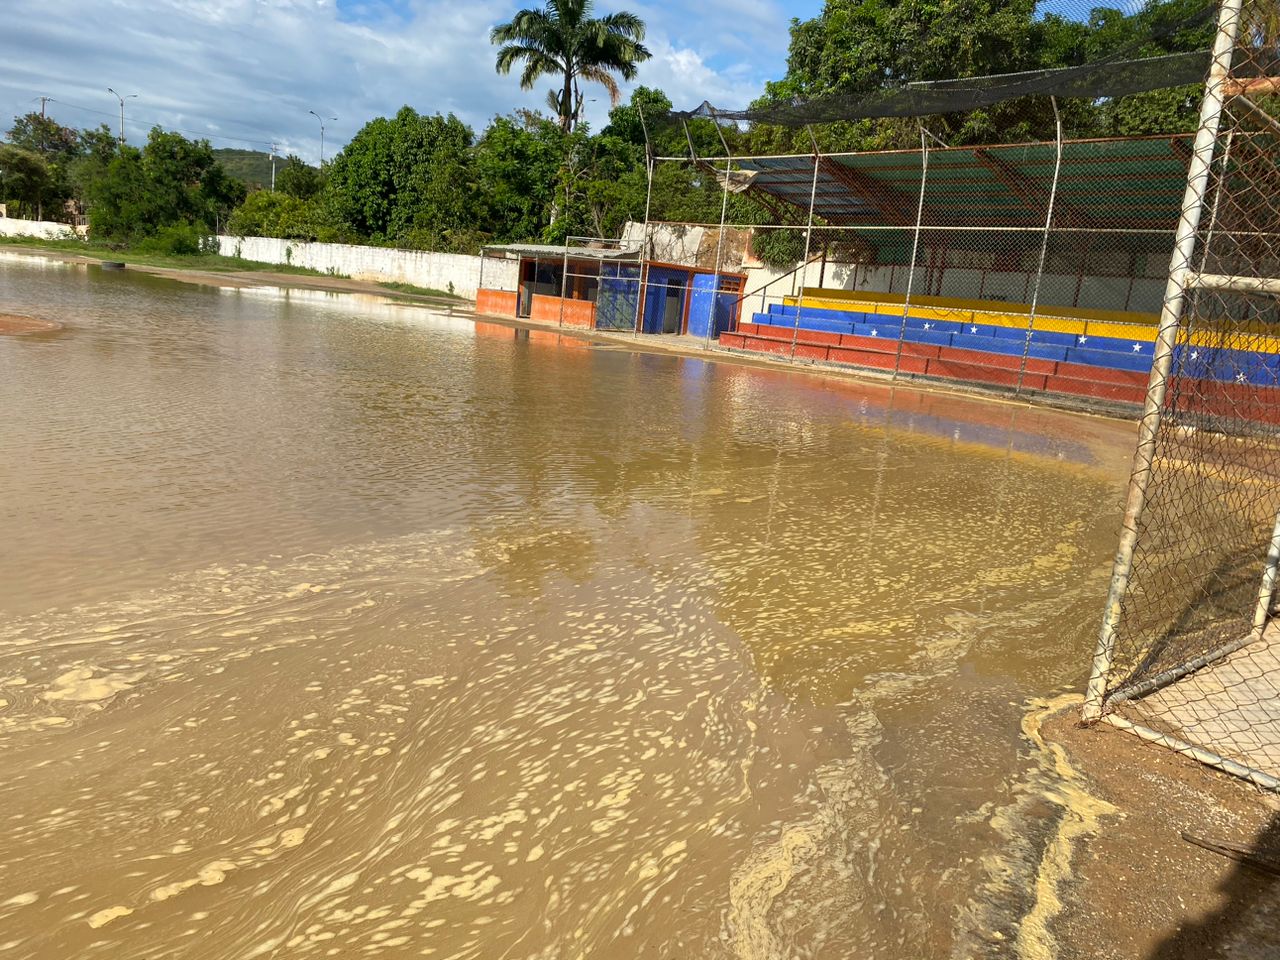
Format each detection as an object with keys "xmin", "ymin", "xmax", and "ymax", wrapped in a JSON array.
[
  {"xmin": 476, "ymin": 288, "xmax": 517, "ymax": 317},
  {"xmin": 530, "ymin": 294, "xmax": 596, "ymax": 328}
]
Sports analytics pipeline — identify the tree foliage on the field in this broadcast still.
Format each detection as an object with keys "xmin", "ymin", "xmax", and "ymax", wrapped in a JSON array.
[
  {"xmin": 745, "ymin": 0, "xmax": 1218, "ymax": 151},
  {"xmin": 88, "ymin": 127, "xmax": 245, "ymax": 242},
  {"xmin": 8, "ymin": 0, "xmax": 1215, "ymax": 267},
  {"xmin": 227, "ymin": 190, "xmax": 315, "ymax": 239},
  {"xmin": 276, "ymin": 155, "xmax": 323, "ymax": 200},
  {"xmin": 0, "ymin": 144, "xmax": 55, "ymax": 219}
]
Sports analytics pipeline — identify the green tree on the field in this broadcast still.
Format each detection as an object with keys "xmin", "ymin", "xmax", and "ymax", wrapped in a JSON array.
[
  {"xmin": 746, "ymin": 0, "xmax": 1218, "ymax": 151},
  {"xmin": 227, "ymin": 190, "xmax": 315, "ymax": 238},
  {"xmin": 88, "ymin": 127, "xmax": 245, "ymax": 243},
  {"xmin": 8, "ymin": 113, "xmax": 80, "ymax": 161},
  {"xmin": 491, "ymin": 0, "xmax": 652, "ymax": 132},
  {"xmin": 0, "ymin": 144, "xmax": 56, "ymax": 220},
  {"xmin": 6, "ymin": 113, "xmax": 82, "ymax": 219},
  {"xmin": 324, "ymin": 107, "xmax": 478, "ymax": 250},
  {"xmin": 473, "ymin": 112, "xmax": 565, "ymax": 242},
  {"xmin": 276, "ymin": 154, "xmax": 322, "ymax": 200},
  {"xmin": 66, "ymin": 124, "xmax": 118, "ymax": 216}
]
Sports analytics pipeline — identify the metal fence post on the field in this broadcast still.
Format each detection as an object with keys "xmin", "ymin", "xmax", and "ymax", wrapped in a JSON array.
[
  {"xmin": 1252, "ymin": 510, "xmax": 1280, "ymax": 638},
  {"xmin": 706, "ymin": 109, "xmax": 733, "ymax": 349},
  {"xmin": 558, "ymin": 242, "xmax": 569, "ymax": 328},
  {"xmin": 1017, "ymin": 97, "xmax": 1063, "ymax": 394},
  {"xmin": 1082, "ymin": 0, "xmax": 1246, "ymax": 722},
  {"xmin": 634, "ymin": 107, "xmax": 655, "ymax": 337},
  {"xmin": 789, "ymin": 127, "xmax": 821, "ymax": 362},
  {"xmin": 892, "ymin": 124, "xmax": 931, "ymax": 379}
]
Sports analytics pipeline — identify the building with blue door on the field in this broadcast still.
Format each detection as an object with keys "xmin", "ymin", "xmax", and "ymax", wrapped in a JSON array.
[{"xmin": 477, "ymin": 241, "xmax": 746, "ymax": 337}]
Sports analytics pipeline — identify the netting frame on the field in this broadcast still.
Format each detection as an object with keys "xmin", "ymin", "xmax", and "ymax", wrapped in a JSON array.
[{"xmin": 1079, "ymin": 0, "xmax": 1280, "ymax": 793}]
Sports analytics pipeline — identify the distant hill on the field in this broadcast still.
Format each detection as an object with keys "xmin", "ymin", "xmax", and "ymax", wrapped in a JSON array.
[{"xmin": 213, "ymin": 148, "xmax": 317, "ymax": 190}]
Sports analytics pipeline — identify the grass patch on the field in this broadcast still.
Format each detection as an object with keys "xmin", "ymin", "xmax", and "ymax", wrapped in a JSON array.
[
  {"xmin": 377, "ymin": 280, "xmax": 462, "ymax": 300},
  {"xmin": 0, "ymin": 235, "xmax": 345, "ymax": 278}
]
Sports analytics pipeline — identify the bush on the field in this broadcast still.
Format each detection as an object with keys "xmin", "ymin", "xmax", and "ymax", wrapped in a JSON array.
[
  {"xmin": 751, "ymin": 228, "xmax": 807, "ymax": 270},
  {"xmin": 136, "ymin": 222, "xmax": 212, "ymax": 256}
]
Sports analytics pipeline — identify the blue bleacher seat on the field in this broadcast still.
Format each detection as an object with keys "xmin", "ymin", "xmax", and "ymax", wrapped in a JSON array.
[{"xmin": 1066, "ymin": 347, "xmax": 1153, "ymax": 371}]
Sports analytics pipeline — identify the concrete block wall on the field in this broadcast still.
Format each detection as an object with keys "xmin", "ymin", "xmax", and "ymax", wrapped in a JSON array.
[
  {"xmin": 0, "ymin": 217, "xmax": 81, "ymax": 241},
  {"xmin": 215, "ymin": 236, "xmax": 518, "ymax": 300}
]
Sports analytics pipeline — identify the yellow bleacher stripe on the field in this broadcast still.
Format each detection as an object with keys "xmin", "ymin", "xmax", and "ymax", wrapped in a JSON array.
[{"xmin": 780, "ymin": 288, "xmax": 1280, "ymax": 355}]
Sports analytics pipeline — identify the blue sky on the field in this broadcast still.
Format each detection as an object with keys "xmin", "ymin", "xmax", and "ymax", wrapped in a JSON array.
[{"xmin": 0, "ymin": 0, "xmax": 824, "ymax": 165}]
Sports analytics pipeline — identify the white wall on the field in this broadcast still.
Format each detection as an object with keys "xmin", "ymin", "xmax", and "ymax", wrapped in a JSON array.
[
  {"xmin": 626, "ymin": 221, "xmax": 1168, "ymax": 316},
  {"xmin": 0, "ymin": 217, "xmax": 81, "ymax": 241},
  {"xmin": 741, "ymin": 259, "xmax": 1166, "ymax": 317},
  {"xmin": 216, "ymin": 236, "xmax": 518, "ymax": 300}
]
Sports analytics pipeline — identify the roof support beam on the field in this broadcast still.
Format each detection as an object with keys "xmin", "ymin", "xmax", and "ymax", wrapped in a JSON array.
[
  {"xmin": 816, "ymin": 156, "xmax": 915, "ymax": 225},
  {"xmin": 973, "ymin": 148, "xmax": 1094, "ymax": 229}
]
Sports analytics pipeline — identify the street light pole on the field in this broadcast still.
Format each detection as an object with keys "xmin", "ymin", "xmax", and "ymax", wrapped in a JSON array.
[
  {"xmin": 107, "ymin": 87, "xmax": 138, "ymax": 146},
  {"xmin": 309, "ymin": 110, "xmax": 336, "ymax": 167}
]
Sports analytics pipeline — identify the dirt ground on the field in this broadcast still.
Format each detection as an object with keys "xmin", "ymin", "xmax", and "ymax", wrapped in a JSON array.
[{"xmin": 1044, "ymin": 708, "xmax": 1280, "ymax": 960}]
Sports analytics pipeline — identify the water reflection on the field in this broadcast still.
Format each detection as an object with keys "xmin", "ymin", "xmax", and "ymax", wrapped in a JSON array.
[{"xmin": 0, "ymin": 255, "xmax": 1132, "ymax": 958}]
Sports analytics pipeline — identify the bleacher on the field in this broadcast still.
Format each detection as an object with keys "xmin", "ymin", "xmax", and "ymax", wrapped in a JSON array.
[{"xmin": 719, "ymin": 289, "xmax": 1280, "ymax": 418}]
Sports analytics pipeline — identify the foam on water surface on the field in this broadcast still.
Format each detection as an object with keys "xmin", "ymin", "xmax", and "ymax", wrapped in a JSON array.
[{"xmin": 0, "ymin": 255, "xmax": 1134, "ymax": 958}]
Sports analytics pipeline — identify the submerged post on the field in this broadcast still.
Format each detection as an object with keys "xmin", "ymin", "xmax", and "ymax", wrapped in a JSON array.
[
  {"xmin": 1016, "ymin": 97, "xmax": 1063, "ymax": 394},
  {"xmin": 891, "ymin": 124, "xmax": 931, "ymax": 379},
  {"xmin": 1083, "ymin": 0, "xmax": 1245, "ymax": 721}
]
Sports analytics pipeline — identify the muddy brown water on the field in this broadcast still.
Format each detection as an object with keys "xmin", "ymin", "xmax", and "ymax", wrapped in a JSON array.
[{"xmin": 0, "ymin": 253, "xmax": 1137, "ymax": 958}]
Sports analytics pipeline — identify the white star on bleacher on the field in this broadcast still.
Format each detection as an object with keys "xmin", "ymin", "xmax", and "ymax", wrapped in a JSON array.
[
  {"xmin": 1078, "ymin": 335, "xmax": 1088, "ymax": 344},
  {"xmin": 1190, "ymin": 350, "xmax": 1199, "ymax": 360},
  {"xmin": 1132, "ymin": 343, "xmax": 1143, "ymax": 352},
  {"xmin": 1236, "ymin": 372, "xmax": 1248, "ymax": 383},
  {"xmin": 870, "ymin": 329, "xmax": 879, "ymax": 337},
  {"xmin": 969, "ymin": 325, "xmax": 978, "ymax": 334},
  {"xmin": 923, "ymin": 322, "xmax": 932, "ymax": 330}
]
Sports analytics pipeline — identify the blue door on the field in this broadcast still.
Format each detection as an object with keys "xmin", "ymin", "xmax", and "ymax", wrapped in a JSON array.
[
  {"xmin": 596, "ymin": 264, "xmax": 641, "ymax": 330},
  {"xmin": 687, "ymin": 273, "xmax": 738, "ymax": 339},
  {"xmin": 641, "ymin": 267, "xmax": 690, "ymax": 334}
]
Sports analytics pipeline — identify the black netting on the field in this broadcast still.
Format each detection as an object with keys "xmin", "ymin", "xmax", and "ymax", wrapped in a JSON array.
[{"xmin": 666, "ymin": 2, "xmax": 1222, "ymax": 127}]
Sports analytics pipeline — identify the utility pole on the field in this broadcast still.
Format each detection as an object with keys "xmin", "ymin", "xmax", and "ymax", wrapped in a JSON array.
[
  {"xmin": 107, "ymin": 88, "xmax": 138, "ymax": 147},
  {"xmin": 309, "ymin": 110, "xmax": 336, "ymax": 167},
  {"xmin": 270, "ymin": 143, "xmax": 277, "ymax": 191},
  {"xmin": 30, "ymin": 96, "xmax": 56, "ymax": 221}
]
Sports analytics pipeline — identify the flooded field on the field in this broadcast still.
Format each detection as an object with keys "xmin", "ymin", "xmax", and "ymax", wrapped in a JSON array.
[{"xmin": 0, "ymin": 253, "xmax": 1137, "ymax": 958}]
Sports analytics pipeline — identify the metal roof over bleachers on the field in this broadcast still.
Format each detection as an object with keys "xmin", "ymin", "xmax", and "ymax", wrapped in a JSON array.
[{"xmin": 735, "ymin": 134, "xmax": 1195, "ymax": 232}]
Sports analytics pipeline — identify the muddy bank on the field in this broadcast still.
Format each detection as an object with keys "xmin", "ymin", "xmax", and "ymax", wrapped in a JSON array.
[
  {"xmin": 0, "ymin": 313, "xmax": 59, "ymax": 335},
  {"xmin": 1043, "ymin": 705, "xmax": 1280, "ymax": 959}
]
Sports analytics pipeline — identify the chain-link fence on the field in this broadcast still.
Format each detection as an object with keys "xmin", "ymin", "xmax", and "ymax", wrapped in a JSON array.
[
  {"xmin": 469, "ymin": 0, "xmax": 1279, "ymax": 788},
  {"xmin": 670, "ymin": 122, "xmax": 1202, "ymax": 406},
  {"xmin": 1082, "ymin": 0, "xmax": 1280, "ymax": 790}
]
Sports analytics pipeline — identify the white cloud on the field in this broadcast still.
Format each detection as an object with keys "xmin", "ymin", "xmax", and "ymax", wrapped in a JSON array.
[{"xmin": 0, "ymin": 0, "xmax": 809, "ymax": 162}]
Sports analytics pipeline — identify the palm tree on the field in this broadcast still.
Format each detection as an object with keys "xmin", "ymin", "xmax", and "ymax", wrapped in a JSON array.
[{"xmin": 491, "ymin": 0, "xmax": 652, "ymax": 133}]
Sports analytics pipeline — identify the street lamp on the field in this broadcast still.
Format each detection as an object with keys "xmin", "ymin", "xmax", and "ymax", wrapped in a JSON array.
[
  {"xmin": 309, "ymin": 110, "xmax": 337, "ymax": 167},
  {"xmin": 107, "ymin": 87, "xmax": 138, "ymax": 146}
]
